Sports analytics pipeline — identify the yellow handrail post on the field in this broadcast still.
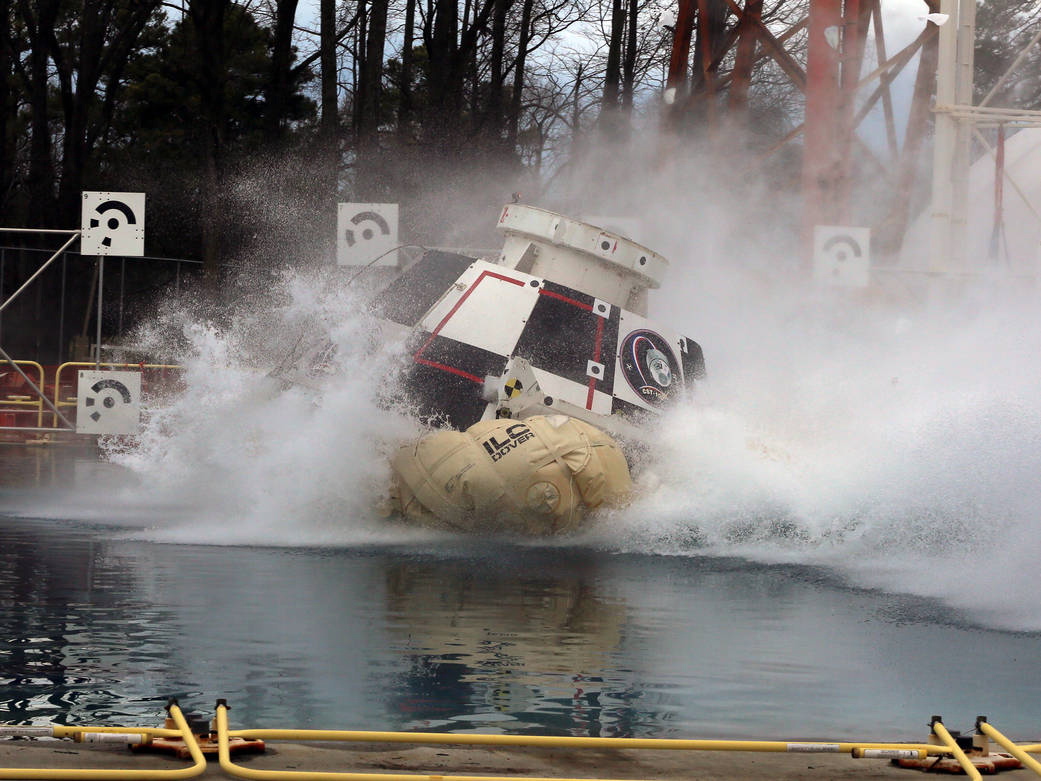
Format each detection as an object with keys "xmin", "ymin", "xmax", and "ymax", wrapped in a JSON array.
[
  {"xmin": 0, "ymin": 359, "xmax": 55, "ymax": 429},
  {"xmin": 930, "ymin": 718, "xmax": 983, "ymax": 781},
  {"xmin": 977, "ymin": 719, "xmax": 1041, "ymax": 778},
  {"xmin": 0, "ymin": 703, "xmax": 206, "ymax": 780}
]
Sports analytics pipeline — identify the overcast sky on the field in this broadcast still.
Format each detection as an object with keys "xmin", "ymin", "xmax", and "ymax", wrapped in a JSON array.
[{"xmin": 294, "ymin": 0, "xmax": 936, "ymax": 51}]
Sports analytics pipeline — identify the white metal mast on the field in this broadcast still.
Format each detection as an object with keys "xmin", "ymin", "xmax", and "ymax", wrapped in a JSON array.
[
  {"xmin": 930, "ymin": 3, "xmax": 1041, "ymax": 274},
  {"xmin": 929, "ymin": 0, "xmax": 973, "ymax": 273}
]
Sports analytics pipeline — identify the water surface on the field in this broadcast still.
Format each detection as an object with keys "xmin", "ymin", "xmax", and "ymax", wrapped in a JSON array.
[
  {"xmin": 2, "ymin": 452, "xmax": 1039, "ymax": 741},
  {"xmin": 4, "ymin": 275, "xmax": 1041, "ymax": 742}
]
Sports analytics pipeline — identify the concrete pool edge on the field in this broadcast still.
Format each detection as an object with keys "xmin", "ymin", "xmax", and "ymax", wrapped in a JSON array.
[{"xmin": 0, "ymin": 739, "xmax": 989, "ymax": 780}]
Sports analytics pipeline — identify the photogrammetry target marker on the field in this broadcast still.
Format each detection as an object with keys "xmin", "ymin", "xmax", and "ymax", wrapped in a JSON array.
[
  {"xmin": 89, "ymin": 201, "xmax": 137, "ymax": 246},
  {"xmin": 76, "ymin": 370, "xmax": 142, "ymax": 435},
  {"xmin": 337, "ymin": 203, "xmax": 399, "ymax": 266},
  {"xmin": 81, "ymin": 192, "xmax": 145, "ymax": 256},
  {"xmin": 813, "ymin": 225, "xmax": 871, "ymax": 287}
]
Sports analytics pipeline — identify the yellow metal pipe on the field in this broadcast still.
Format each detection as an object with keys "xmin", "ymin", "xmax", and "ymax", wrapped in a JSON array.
[
  {"xmin": 850, "ymin": 747, "xmax": 927, "ymax": 760},
  {"xmin": 977, "ymin": 722, "xmax": 1041, "ymax": 777},
  {"xmin": 930, "ymin": 720, "xmax": 982, "ymax": 781},
  {"xmin": 227, "ymin": 724, "xmax": 943, "ymax": 756},
  {"xmin": 217, "ymin": 705, "xmax": 947, "ymax": 781},
  {"xmin": 1, "ymin": 360, "xmax": 46, "ymax": 428},
  {"xmin": 21, "ymin": 361, "xmax": 44, "ymax": 428},
  {"xmin": 0, "ymin": 705, "xmax": 206, "ymax": 780},
  {"xmin": 219, "ymin": 705, "xmax": 713, "ymax": 781},
  {"xmin": 50, "ymin": 726, "xmax": 183, "ymax": 740},
  {"xmin": 54, "ymin": 362, "xmax": 184, "ymax": 371}
]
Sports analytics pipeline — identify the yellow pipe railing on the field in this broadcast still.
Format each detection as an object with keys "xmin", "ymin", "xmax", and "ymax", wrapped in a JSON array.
[
  {"xmin": 216, "ymin": 703, "xmax": 946, "ymax": 781},
  {"xmin": 977, "ymin": 720, "xmax": 1041, "ymax": 778},
  {"xmin": 7, "ymin": 703, "xmax": 1038, "ymax": 781},
  {"xmin": 0, "ymin": 703, "xmax": 206, "ymax": 780},
  {"xmin": 1, "ymin": 360, "xmax": 46, "ymax": 428},
  {"xmin": 930, "ymin": 719, "xmax": 983, "ymax": 781},
  {"xmin": 51, "ymin": 361, "xmax": 183, "ymax": 427}
]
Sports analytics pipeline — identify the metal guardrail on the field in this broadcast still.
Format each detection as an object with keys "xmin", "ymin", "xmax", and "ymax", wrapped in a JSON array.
[
  {"xmin": 0, "ymin": 703, "xmax": 205, "ymax": 780},
  {"xmin": 0, "ymin": 360, "xmax": 45, "ymax": 428},
  {"xmin": 211, "ymin": 705, "xmax": 1041, "ymax": 781},
  {"xmin": 51, "ymin": 361, "xmax": 184, "ymax": 428},
  {"xmin": 978, "ymin": 720, "xmax": 1041, "ymax": 775},
  {"xmin": 0, "ymin": 359, "xmax": 184, "ymax": 435},
  {"xmin": 3, "ymin": 703, "xmax": 1040, "ymax": 781},
  {"xmin": 0, "ymin": 359, "xmax": 186, "ymax": 437}
]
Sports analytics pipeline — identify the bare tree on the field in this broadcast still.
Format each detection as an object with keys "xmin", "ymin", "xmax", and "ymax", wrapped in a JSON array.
[
  {"xmin": 263, "ymin": 0, "xmax": 302, "ymax": 141},
  {"xmin": 0, "ymin": 0, "xmax": 17, "ymax": 216},
  {"xmin": 17, "ymin": 0, "xmax": 60, "ymax": 225},
  {"xmin": 188, "ymin": 0, "xmax": 231, "ymax": 282},
  {"xmin": 975, "ymin": 1, "xmax": 1041, "ymax": 108}
]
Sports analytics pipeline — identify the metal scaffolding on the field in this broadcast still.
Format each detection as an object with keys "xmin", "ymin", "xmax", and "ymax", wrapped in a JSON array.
[{"xmin": 664, "ymin": 0, "xmax": 1041, "ymax": 272}]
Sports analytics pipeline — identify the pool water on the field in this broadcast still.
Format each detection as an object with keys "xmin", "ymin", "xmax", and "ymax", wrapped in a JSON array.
[{"xmin": 2, "ymin": 454, "xmax": 1039, "ymax": 742}]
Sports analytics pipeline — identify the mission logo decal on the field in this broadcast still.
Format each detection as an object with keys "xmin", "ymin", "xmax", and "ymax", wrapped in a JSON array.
[
  {"xmin": 482, "ymin": 423, "xmax": 535, "ymax": 461},
  {"xmin": 619, "ymin": 329, "xmax": 677, "ymax": 405}
]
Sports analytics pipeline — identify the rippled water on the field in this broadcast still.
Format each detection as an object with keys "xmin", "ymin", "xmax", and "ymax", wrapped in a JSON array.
[
  {"xmin": 2, "ymin": 450, "xmax": 1039, "ymax": 741},
  {"xmin": 4, "ymin": 262, "xmax": 1041, "ymax": 742}
]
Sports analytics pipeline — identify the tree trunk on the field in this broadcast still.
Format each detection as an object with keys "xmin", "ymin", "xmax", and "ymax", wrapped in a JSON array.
[
  {"xmin": 53, "ymin": 1, "xmax": 159, "ymax": 227},
  {"xmin": 488, "ymin": 0, "xmax": 510, "ymax": 138},
  {"xmin": 600, "ymin": 0, "xmax": 625, "ymax": 139},
  {"xmin": 621, "ymin": 0, "xmax": 638, "ymax": 111},
  {"xmin": 0, "ymin": 0, "xmax": 16, "ymax": 216},
  {"xmin": 603, "ymin": 0, "xmax": 623, "ymax": 108},
  {"xmin": 320, "ymin": 0, "xmax": 338, "ymax": 137},
  {"xmin": 358, "ymin": 0, "xmax": 389, "ymax": 138},
  {"xmin": 427, "ymin": 0, "xmax": 460, "ymax": 122},
  {"xmin": 398, "ymin": 0, "xmax": 416, "ymax": 136},
  {"xmin": 353, "ymin": 2, "xmax": 367, "ymax": 134},
  {"xmin": 188, "ymin": 0, "xmax": 230, "ymax": 285},
  {"xmin": 265, "ymin": 0, "xmax": 301, "ymax": 142},
  {"xmin": 357, "ymin": 0, "xmax": 389, "ymax": 198},
  {"xmin": 55, "ymin": 4, "xmax": 99, "ymax": 227},
  {"xmin": 693, "ymin": 0, "xmax": 727, "ymax": 90},
  {"xmin": 21, "ymin": 0, "xmax": 60, "ymax": 226},
  {"xmin": 319, "ymin": 0, "xmax": 339, "ymax": 261},
  {"xmin": 666, "ymin": 0, "xmax": 695, "ymax": 98},
  {"xmin": 572, "ymin": 62, "xmax": 584, "ymax": 138},
  {"xmin": 506, "ymin": 0, "xmax": 534, "ymax": 148}
]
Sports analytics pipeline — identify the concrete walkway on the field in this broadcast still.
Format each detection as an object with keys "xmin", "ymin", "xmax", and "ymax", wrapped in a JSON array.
[{"xmin": 3, "ymin": 738, "xmax": 1020, "ymax": 780}]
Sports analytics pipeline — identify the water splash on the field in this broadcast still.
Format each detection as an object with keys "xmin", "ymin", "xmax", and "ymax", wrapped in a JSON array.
[
  {"xmin": 101, "ymin": 270, "xmax": 428, "ymax": 545},
  {"xmin": 595, "ymin": 274, "xmax": 1041, "ymax": 632},
  {"xmin": 11, "ymin": 254, "xmax": 1040, "ymax": 631}
]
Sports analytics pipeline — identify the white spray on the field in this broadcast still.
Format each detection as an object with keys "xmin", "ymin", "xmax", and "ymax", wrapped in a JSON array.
[
  {"xmin": 591, "ymin": 252, "xmax": 1041, "ymax": 632},
  {"xmin": 103, "ymin": 269, "xmax": 428, "ymax": 545},
  {"xmin": 11, "ymin": 162, "xmax": 1027, "ymax": 634}
]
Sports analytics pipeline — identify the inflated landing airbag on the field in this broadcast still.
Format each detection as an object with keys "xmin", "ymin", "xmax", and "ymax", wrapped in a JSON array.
[{"xmin": 389, "ymin": 415, "xmax": 632, "ymax": 535}]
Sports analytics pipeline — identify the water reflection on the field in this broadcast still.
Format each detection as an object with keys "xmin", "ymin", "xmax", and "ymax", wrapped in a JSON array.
[
  {"xmin": 1, "ymin": 512, "xmax": 1040, "ymax": 740},
  {"xmin": 0, "ymin": 447, "xmax": 93, "ymax": 489},
  {"xmin": 0, "ymin": 520, "xmax": 138, "ymax": 725},
  {"xmin": 383, "ymin": 554, "xmax": 632, "ymax": 735}
]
